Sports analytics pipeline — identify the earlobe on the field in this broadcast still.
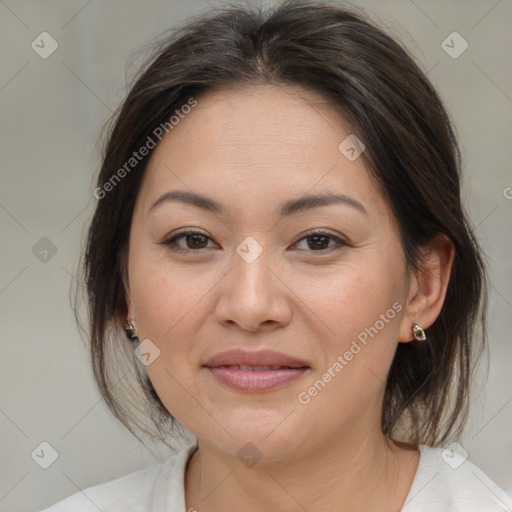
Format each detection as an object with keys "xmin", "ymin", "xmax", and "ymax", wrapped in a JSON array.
[
  {"xmin": 125, "ymin": 290, "xmax": 136, "ymax": 324},
  {"xmin": 398, "ymin": 234, "xmax": 455, "ymax": 343},
  {"xmin": 126, "ymin": 298, "xmax": 135, "ymax": 322},
  {"xmin": 123, "ymin": 294, "xmax": 138, "ymax": 341}
]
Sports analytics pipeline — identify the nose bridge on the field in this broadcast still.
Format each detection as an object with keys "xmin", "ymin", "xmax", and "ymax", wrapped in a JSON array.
[
  {"xmin": 214, "ymin": 236, "xmax": 291, "ymax": 330},
  {"xmin": 231, "ymin": 237, "xmax": 275, "ymax": 303}
]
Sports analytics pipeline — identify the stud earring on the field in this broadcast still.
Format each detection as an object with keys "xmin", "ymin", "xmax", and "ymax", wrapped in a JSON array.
[
  {"xmin": 124, "ymin": 321, "xmax": 138, "ymax": 342},
  {"xmin": 412, "ymin": 324, "xmax": 426, "ymax": 341}
]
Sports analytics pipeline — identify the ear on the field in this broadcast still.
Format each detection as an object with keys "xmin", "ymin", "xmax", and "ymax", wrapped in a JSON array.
[
  {"xmin": 398, "ymin": 234, "xmax": 455, "ymax": 343},
  {"xmin": 125, "ymin": 293, "xmax": 135, "ymax": 324},
  {"xmin": 119, "ymin": 252, "xmax": 136, "ymax": 327}
]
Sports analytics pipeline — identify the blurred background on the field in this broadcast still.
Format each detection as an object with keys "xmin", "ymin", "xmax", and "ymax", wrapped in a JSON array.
[{"xmin": 0, "ymin": 0, "xmax": 511, "ymax": 510}]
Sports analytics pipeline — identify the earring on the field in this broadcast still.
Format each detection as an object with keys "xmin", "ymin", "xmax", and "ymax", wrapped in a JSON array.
[
  {"xmin": 412, "ymin": 324, "xmax": 426, "ymax": 341},
  {"xmin": 124, "ymin": 321, "xmax": 138, "ymax": 342}
]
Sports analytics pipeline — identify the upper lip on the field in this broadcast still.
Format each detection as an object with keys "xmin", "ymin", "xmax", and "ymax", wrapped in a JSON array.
[{"xmin": 204, "ymin": 349, "xmax": 310, "ymax": 368}]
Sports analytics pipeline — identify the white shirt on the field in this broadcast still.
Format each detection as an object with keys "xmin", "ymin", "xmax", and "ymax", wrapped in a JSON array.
[{"xmin": 40, "ymin": 443, "xmax": 512, "ymax": 511}]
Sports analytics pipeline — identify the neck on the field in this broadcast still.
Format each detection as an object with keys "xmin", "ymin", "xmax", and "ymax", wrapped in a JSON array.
[{"xmin": 184, "ymin": 428, "xmax": 419, "ymax": 512}]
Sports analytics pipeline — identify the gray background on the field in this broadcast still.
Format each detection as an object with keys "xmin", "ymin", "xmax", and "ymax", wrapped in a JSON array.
[{"xmin": 0, "ymin": 0, "xmax": 511, "ymax": 510}]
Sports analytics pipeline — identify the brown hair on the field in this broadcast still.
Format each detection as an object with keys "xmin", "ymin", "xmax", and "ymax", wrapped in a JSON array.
[{"xmin": 77, "ymin": 0, "xmax": 487, "ymax": 447}]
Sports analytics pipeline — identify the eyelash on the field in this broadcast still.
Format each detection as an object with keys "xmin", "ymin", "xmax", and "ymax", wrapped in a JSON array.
[{"xmin": 160, "ymin": 229, "xmax": 349, "ymax": 254}]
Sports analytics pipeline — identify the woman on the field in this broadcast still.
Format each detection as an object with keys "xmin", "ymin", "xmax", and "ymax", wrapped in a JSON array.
[{"xmin": 41, "ymin": 1, "xmax": 512, "ymax": 510}]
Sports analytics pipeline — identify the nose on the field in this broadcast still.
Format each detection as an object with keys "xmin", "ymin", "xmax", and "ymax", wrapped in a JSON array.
[{"xmin": 214, "ymin": 244, "xmax": 293, "ymax": 333}]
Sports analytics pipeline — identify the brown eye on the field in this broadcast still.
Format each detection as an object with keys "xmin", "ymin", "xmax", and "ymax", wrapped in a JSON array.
[
  {"xmin": 306, "ymin": 234, "xmax": 331, "ymax": 250},
  {"xmin": 293, "ymin": 231, "xmax": 348, "ymax": 252},
  {"xmin": 161, "ymin": 230, "xmax": 216, "ymax": 253},
  {"xmin": 184, "ymin": 233, "xmax": 208, "ymax": 249}
]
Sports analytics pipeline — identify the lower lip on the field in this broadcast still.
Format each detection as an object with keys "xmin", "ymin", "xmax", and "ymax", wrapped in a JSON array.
[{"xmin": 206, "ymin": 367, "xmax": 308, "ymax": 391}]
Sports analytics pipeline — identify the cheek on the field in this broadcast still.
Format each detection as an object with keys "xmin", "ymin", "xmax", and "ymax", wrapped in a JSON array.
[
  {"xmin": 128, "ymin": 260, "xmax": 211, "ymax": 425},
  {"xmin": 297, "ymin": 256, "xmax": 404, "ymax": 338},
  {"xmin": 129, "ymin": 252, "xmax": 211, "ymax": 341},
  {"xmin": 296, "ymin": 253, "xmax": 406, "ymax": 392},
  {"xmin": 293, "ymin": 285, "xmax": 403, "ymax": 431}
]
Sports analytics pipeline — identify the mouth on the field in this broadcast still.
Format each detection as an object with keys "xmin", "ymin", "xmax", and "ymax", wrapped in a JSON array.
[
  {"xmin": 213, "ymin": 364, "xmax": 304, "ymax": 371},
  {"xmin": 203, "ymin": 350, "xmax": 310, "ymax": 392}
]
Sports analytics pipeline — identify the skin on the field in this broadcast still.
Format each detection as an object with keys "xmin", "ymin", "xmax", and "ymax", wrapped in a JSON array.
[{"xmin": 124, "ymin": 84, "xmax": 454, "ymax": 512}]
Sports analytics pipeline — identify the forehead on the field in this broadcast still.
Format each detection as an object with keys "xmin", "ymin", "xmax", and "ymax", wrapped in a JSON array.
[{"xmin": 135, "ymin": 84, "xmax": 386, "ymax": 221}]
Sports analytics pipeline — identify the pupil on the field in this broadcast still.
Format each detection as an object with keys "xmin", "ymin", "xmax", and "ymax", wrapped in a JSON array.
[
  {"xmin": 309, "ymin": 235, "xmax": 328, "ymax": 250},
  {"xmin": 189, "ymin": 234, "xmax": 206, "ymax": 248}
]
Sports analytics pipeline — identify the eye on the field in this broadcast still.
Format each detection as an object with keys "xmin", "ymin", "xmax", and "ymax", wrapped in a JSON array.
[
  {"xmin": 160, "ymin": 229, "xmax": 349, "ymax": 254},
  {"xmin": 292, "ymin": 230, "xmax": 348, "ymax": 253},
  {"xmin": 160, "ymin": 230, "xmax": 218, "ymax": 253}
]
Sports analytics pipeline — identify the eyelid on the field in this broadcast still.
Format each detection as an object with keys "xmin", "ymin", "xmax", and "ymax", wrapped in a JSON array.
[{"xmin": 164, "ymin": 227, "xmax": 209, "ymax": 239}]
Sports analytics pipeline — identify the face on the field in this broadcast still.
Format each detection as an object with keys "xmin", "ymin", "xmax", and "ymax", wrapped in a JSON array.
[{"xmin": 125, "ymin": 84, "xmax": 413, "ymax": 463}]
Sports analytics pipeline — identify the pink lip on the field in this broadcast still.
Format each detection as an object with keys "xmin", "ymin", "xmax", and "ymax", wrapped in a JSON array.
[
  {"xmin": 204, "ymin": 349, "xmax": 310, "ymax": 392},
  {"xmin": 204, "ymin": 349, "xmax": 309, "ymax": 368},
  {"xmin": 207, "ymin": 367, "xmax": 308, "ymax": 391}
]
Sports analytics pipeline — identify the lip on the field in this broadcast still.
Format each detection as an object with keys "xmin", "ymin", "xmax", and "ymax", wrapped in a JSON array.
[
  {"xmin": 204, "ymin": 349, "xmax": 310, "ymax": 392},
  {"xmin": 204, "ymin": 349, "xmax": 309, "ymax": 368}
]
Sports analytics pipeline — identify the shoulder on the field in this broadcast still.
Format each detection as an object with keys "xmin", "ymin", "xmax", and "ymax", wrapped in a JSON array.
[
  {"xmin": 402, "ymin": 444, "xmax": 512, "ymax": 512},
  {"xmin": 38, "ymin": 443, "xmax": 196, "ymax": 512}
]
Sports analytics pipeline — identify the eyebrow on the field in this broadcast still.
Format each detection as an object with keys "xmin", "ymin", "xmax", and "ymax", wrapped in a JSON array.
[{"xmin": 148, "ymin": 190, "xmax": 367, "ymax": 217}]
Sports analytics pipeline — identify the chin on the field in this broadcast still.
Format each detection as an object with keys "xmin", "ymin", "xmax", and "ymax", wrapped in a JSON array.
[
  {"xmin": 206, "ymin": 434, "xmax": 302, "ymax": 467},
  {"xmin": 190, "ymin": 410, "xmax": 313, "ymax": 465}
]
